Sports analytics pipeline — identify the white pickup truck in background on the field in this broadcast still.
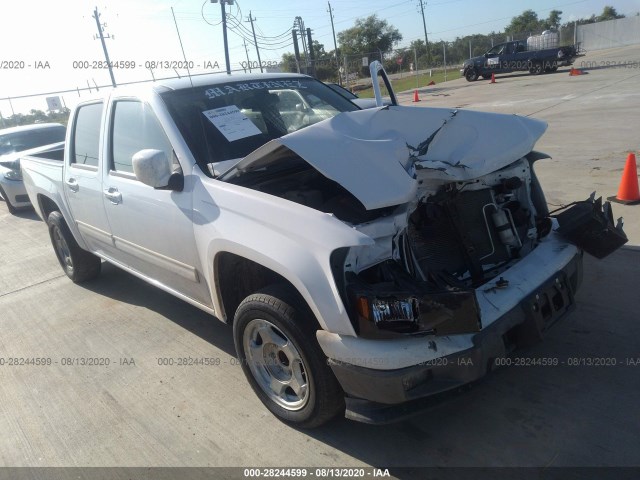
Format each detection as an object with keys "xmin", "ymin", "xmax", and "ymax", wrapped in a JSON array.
[{"xmin": 20, "ymin": 65, "xmax": 627, "ymax": 427}]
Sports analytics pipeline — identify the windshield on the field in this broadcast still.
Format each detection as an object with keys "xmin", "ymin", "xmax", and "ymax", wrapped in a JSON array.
[
  {"xmin": 160, "ymin": 77, "xmax": 359, "ymax": 174},
  {"xmin": 487, "ymin": 44, "xmax": 506, "ymax": 56},
  {"xmin": 0, "ymin": 126, "xmax": 66, "ymax": 156}
]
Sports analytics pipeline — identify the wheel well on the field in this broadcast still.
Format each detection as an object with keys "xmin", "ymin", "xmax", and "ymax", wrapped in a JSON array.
[
  {"xmin": 215, "ymin": 252, "xmax": 300, "ymax": 323},
  {"xmin": 38, "ymin": 194, "xmax": 59, "ymax": 220}
]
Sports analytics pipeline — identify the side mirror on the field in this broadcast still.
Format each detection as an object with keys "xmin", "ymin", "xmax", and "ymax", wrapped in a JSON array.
[
  {"xmin": 132, "ymin": 149, "xmax": 182, "ymax": 191},
  {"xmin": 484, "ymin": 53, "xmax": 489, "ymax": 58}
]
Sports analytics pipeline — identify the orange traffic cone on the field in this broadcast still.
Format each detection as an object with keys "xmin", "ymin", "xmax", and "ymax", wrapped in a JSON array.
[
  {"xmin": 428, "ymin": 80, "xmax": 436, "ymax": 86},
  {"xmin": 413, "ymin": 90, "xmax": 421, "ymax": 102},
  {"xmin": 490, "ymin": 73, "xmax": 496, "ymax": 83},
  {"xmin": 608, "ymin": 153, "xmax": 640, "ymax": 205},
  {"xmin": 569, "ymin": 67, "xmax": 583, "ymax": 76}
]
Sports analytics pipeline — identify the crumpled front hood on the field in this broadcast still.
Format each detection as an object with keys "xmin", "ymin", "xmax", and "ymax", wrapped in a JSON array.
[{"xmin": 226, "ymin": 105, "xmax": 547, "ymax": 210}]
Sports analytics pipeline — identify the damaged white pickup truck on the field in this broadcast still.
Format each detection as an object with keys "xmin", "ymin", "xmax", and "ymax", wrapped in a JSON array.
[{"xmin": 21, "ymin": 63, "xmax": 626, "ymax": 427}]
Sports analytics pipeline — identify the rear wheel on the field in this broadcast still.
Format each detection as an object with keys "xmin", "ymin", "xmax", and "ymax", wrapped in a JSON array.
[
  {"xmin": 47, "ymin": 211, "xmax": 101, "ymax": 283},
  {"xmin": 464, "ymin": 68, "xmax": 479, "ymax": 82},
  {"xmin": 233, "ymin": 284, "xmax": 344, "ymax": 428},
  {"xmin": 529, "ymin": 61, "xmax": 543, "ymax": 75}
]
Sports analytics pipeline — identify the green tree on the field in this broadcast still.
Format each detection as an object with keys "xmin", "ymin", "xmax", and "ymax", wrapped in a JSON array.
[
  {"xmin": 598, "ymin": 6, "xmax": 625, "ymax": 21},
  {"xmin": 280, "ymin": 52, "xmax": 298, "ymax": 73},
  {"xmin": 546, "ymin": 10, "xmax": 563, "ymax": 29},
  {"xmin": 337, "ymin": 15, "xmax": 402, "ymax": 57},
  {"xmin": 505, "ymin": 10, "xmax": 543, "ymax": 35},
  {"xmin": 4, "ymin": 107, "xmax": 70, "ymax": 128}
]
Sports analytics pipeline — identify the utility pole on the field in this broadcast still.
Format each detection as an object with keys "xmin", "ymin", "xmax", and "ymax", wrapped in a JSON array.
[
  {"xmin": 243, "ymin": 39, "xmax": 252, "ymax": 73},
  {"xmin": 92, "ymin": 7, "xmax": 116, "ymax": 88},
  {"xmin": 295, "ymin": 17, "xmax": 309, "ymax": 73},
  {"xmin": 292, "ymin": 29, "xmax": 301, "ymax": 74},
  {"xmin": 306, "ymin": 28, "xmax": 316, "ymax": 78},
  {"xmin": 245, "ymin": 11, "xmax": 263, "ymax": 73},
  {"xmin": 211, "ymin": 0, "xmax": 233, "ymax": 75},
  {"xmin": 327, "ymin": 1, "xmax": 340, "ymax": 84},
  {"xmin": 417, "ymin": 0, "xmax": 431, "ymax": 65},
  {"xmin": 443, "ymin": 41, "xmax": 447, "ymax": 81}
]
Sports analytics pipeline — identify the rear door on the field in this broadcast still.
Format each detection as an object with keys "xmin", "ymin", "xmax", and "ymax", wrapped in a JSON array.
[
  {"xmin": 100, "ymin": 98, "xmax": 211, "ymax": 306},
  {"xmin": 64, "ymin": 101, "xmax": 113, "ymax": 254},
  {"xmin": 500, "ymin": 42, "xmax": 518, "ymax": 71},
  {"xmin": 508, "ymin": 41, "xmax": 528, "ymax": 71}
]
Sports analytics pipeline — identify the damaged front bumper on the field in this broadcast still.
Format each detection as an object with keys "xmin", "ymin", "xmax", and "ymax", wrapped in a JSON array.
[{"xmin": 317, "ymin": 233, "xmax": 583, "ymax": 424}]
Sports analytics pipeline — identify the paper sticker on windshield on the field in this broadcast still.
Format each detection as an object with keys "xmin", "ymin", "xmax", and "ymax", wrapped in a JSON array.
[
  {"xmin": 202, "ymin": 105, "xmax": 262, "ymax": 142},
  {"xmin": 487, "ymin": 57, "xmax": 499, "ymax": 66}
]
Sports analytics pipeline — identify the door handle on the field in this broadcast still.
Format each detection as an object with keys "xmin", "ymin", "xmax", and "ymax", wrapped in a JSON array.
[
  {"xmin": 103, "ymin": 187, "xmax": 122, "ymax": 205},
  {"xmin": 65, "ymin": 178, "xmax": 79, "ymax": 193}
]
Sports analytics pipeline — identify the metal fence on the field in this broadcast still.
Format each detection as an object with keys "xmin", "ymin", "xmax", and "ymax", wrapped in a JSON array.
[{"xmin": 577, "ymin": 16, "xmax": 640, "ymax": 51}]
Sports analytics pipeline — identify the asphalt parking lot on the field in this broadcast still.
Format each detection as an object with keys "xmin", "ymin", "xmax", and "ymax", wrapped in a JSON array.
[{"xmin": 1, "ymin": 45, "xmax": 639, "ymax": 473}]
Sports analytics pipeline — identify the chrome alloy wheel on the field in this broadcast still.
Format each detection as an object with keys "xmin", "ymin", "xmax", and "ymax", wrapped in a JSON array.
[
  {"xmin": 243, "ymin": 318, "xmax": 309, "ymax": 410},
  {"xmin": 52, "ymin": 225, "xmax": 73, "ymax": 273}
]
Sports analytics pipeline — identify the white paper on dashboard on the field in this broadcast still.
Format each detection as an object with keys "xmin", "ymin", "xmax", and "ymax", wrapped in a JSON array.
[{"xmin": 202, "ymin": 105, "xmax": 262, "ymax": 142}]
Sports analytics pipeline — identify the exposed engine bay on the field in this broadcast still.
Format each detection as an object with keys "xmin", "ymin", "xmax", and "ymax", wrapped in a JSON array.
[
  {"xmin": 404, "ymin": 158, "xmax": 540, "ymax": 289},
  {"xmin": 226, "ymin": 152, "xmax": 550, "ymax": 337},
  {"xmin": 336, "ymin": 157, "xmax": 553, "ymax": 338}
]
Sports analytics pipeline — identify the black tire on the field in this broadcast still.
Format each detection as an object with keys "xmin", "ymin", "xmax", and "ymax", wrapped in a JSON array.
[
  {"xmin": 0, "ymin": 185, "xmax": 17, "ymax": 214},
  {"xmin": 464, "ymin": 68, "xmax": 479, "ymax": 82},
  {"xmin": 529, "ymin": 61, "xmax": 543, "ymax": 75},
  {"xmin": 233, "ymin": 284, "xmax": 344, "ymax": 428},
  {"xmin": 47, "ymin": 211, "xmax": 101, "ymax": 283}
]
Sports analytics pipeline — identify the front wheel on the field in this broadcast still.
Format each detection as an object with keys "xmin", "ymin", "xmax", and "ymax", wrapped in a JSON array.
[
  {"xmin": 0, "ymin": 186, "xmax": 17, "ymax": 214},
  {"xmin": 47, "ymin": 211, "xmax": 101, "ymax": 283},
  {"xmin": 233, "ymin": 285, "xmax": 344, "ymax": 428},
  {"xmin": 464, "ymin": 68, "xmax": 479, "ymax": 82}
]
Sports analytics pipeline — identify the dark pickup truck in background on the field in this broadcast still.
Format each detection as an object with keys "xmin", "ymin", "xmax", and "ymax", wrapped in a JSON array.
[{"xmin": 461, "ymin": 31, "xmax": 579, "ymax": 81}]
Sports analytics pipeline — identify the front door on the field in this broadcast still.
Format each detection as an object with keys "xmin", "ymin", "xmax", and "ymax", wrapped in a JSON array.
[{"xmin": 100, "ymin": 99, "xmax": 211, "ymax": 306}]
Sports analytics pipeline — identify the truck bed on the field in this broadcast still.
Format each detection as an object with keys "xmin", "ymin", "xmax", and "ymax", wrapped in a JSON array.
[{"xmin": 21, "ymin": 144, "xmax": 66, "ymax": 222}]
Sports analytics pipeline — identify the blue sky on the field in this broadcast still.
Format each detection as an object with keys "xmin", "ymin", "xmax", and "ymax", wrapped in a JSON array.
[{"xmin": 1, "ymin": 0, "xmax": 638, "ymax": 115}]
